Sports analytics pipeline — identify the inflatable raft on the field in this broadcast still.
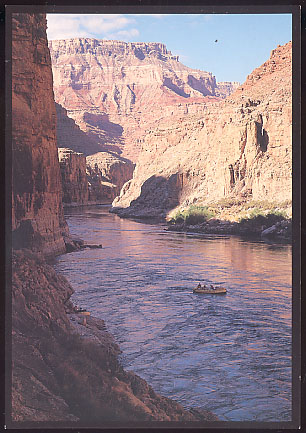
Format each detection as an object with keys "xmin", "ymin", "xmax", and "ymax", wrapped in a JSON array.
[{"xmin": 193, "ymin": 285, "xmax": 227, "ymax": 294}]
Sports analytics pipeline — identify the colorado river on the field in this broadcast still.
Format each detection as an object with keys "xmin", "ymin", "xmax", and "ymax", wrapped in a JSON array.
[{"xmin": 55, "ymin": 205, "xmax": 292, "ymax": 422}]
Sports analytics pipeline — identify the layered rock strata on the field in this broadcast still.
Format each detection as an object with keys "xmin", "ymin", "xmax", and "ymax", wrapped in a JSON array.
[
  {"xmin": 12, "ymin": 13, "xmax": 68, "ymax": 255},
  {"xmin": 58, "ymin": 148, "xmax": 89, "ymax": 205},
  {"xmin": 112, "ymin": 42, "xmax": 292, "ymax": 219},
  {"xmin": 56, "ymin": 102, "xmax": 122, "ymax": 155},
  {"xmin": 215, "ymin": 81, "xmax": 240, "ymax": 97},
  {"xmin": 49, "ymin": 38, "xmax": 239, "ymax": 161}
]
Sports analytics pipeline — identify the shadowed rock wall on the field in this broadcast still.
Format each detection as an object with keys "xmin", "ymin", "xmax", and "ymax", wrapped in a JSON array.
[
  {"xmin": 12, "ymin": 13, "xmax": 67, "ymax": 256},
  {"xmin": 58, "ymin": 148, "xmax": 89, "ymax": 204}
]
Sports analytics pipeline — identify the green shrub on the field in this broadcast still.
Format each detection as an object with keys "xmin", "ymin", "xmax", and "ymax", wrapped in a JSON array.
[{"xmin": 170, "ymin": 205, "xmax": 215, "ymax": 224}]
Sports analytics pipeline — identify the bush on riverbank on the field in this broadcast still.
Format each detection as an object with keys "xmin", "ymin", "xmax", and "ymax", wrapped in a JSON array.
[
  {"xmin": 170, "ymin": 205, "xmax": 215, "ymax": 225},
  {"xmin": 238, "ymin": 209, "xmax": 287, "ymax": 226},
  {"xmin": 166, "ymin": 201, "xmax": 291, "ymax": 241}
]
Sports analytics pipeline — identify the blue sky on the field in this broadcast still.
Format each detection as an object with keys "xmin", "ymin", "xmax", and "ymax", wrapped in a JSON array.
[{"xmin": 47, "ymin": 14, "xmax": 292, "ymax": 83}]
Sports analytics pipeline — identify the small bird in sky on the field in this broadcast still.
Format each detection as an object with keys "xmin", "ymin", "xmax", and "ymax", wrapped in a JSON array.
[{"xmin": 215, "ymin": 39, "xmax": 218, "ymax": 43}]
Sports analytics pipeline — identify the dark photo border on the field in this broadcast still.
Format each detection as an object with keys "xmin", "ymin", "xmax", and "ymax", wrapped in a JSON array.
[{"xmin": 3, "ymin": 2, "xmax": 302, "ymax": 432}]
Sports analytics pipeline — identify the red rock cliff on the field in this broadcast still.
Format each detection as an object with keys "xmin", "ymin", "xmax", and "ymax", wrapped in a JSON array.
[
  {"xmin": 113, "ymin": 42, "xmax": 292, "ymax": 218},
  {"xmin": 49, "ymin": 38, "xmax": 238, "ymax": 161},
  {"xmin": 12, "ymin": 13, "xmax": 67, "ymax": 255}
]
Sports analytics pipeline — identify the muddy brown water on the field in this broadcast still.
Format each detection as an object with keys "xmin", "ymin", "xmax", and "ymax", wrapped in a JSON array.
[{"xmin": 55, "ymin": 205, "xmax": 292, "ymax": 422}]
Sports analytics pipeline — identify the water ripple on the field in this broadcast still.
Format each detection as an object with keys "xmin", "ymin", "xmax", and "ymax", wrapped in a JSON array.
[{"xmin": 55, "ymin": 206, "xmax": 292, "ymax": 422}]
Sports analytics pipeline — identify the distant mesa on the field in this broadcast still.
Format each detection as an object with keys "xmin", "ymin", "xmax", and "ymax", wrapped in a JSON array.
[{"xmin": 49, "ymin": 38, "xmax": 239, "ymax": 162}]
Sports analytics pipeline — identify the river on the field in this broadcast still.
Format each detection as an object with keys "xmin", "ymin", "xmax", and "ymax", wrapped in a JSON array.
[{"xmin": 55, "ymin": 205, "xmax": 292, "ymax": 422}]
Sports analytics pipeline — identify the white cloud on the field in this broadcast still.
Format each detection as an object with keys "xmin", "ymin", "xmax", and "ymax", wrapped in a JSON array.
[
  {"xmin": 106, "ymin": 28, "xmax": 140, "ymax": 41},
  {"xmin": 46, "ymin": 15, "xmax": 82, "ymax": 40},
  {"xmin": 46, "ymin": 14, "xmax": 137, "ymax": 40},
  {"xmin": 79, "ymin": 15, "xmax": 135, "ymax": 34}
]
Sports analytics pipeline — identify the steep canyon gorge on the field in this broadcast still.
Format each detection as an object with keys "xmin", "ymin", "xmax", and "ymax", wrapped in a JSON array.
[
  {"xmin": 10, "ymin": 10, "xmax": 292, "ymax": 425},
  {"xmin": 48, "ymin": 35, "xmax": 291, "ymax": 223},
  {"xmin": 11, "ymin": 13, "xmax": 217, "ymax": 424}
]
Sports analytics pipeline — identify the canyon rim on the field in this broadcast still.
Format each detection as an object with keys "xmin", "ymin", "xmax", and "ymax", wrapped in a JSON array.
[{"xmin": 6, "ymin": 7, "xmax": 301, "ymax": 429}]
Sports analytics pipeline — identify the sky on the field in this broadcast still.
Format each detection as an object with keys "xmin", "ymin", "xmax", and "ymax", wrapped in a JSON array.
[{"xmin": 46, "ymin": 13, "xmax": 292, "ymax": 83}]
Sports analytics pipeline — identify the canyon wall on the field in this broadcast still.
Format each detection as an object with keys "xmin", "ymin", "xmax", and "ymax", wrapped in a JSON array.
[
  {"xmin": 49, "ymin": 38, "xmax": 239, "ymax": 161},
  {"xmin": 55, "ymin": 102, "xmax": 102, "ymax": 155},
  {"xmin": 12, "ymin": 13, "xmax": 67, "ymax": 255},
  {"xmin": 56, "ymin": 102, "xmax": 134, "ymax": 204},
  {"xmin": 87, "ymin": 152, "xmax": 135, "ymax": 202},
  {"xmin": 112, "ymin": 42, "xmax": 292, "ymax": 219},
  {"xmin": 11, "ymin": 13, "xmax": 216, "ymax": 424},
  {"xmin": 58, "ymin": 148, "xmax": 89, "ymax": 204}
]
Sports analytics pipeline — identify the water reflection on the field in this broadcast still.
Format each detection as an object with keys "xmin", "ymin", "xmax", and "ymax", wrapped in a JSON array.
[{"xmin": 56, "ymin": 205, "xmax": 292, "ymax": 422}]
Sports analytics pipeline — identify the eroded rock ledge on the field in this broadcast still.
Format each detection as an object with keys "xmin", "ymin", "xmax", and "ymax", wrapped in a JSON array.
[{"xmin": 12, "ymin": 249, "xmax": 218, "ymax": 424}]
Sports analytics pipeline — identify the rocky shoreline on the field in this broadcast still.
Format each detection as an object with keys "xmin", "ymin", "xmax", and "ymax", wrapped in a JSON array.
[
  {"xmin": 167, "ymin": 218, "xmax": 292, "ymax": 242},
  {"xmin": 111, "ymin": 205, "xmax": 292, "ymax": 243},
  {"xmin": 11, "ymin": 248, "xmax": 218, "ymax": 424}
]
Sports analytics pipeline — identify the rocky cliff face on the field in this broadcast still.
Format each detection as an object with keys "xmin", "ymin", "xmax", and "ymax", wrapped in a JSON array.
[
  {"xmin": 87, "ymin": 152, "xmax": 135, "ymax": 203},
  {"xmin": 58, "ymin": 148, "xmax": 89, "ymax": 205},
  {"xmin": 56, "ymin": 102, "xmax": 134, "ymax": 204},
  {"xmin": 112, "ymin": 42, "xmax": 292, "ymax": 219},
  {"xmin": 49, "ymin": 38, "xmax": 238, "ymax": 161},
  {"xmin": 55, "ymin": 102, "xmax": 103, "ymax": 155},
  {"xmin": 12, "ymin": 13, "xmax": 67, "ymax": 256},
  {"xmin": 215, "ymin": 81, "xmax": 240, "ymax": 98}
]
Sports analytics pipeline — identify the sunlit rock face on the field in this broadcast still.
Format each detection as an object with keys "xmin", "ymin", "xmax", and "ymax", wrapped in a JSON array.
[
  {"xmin": 112, "ymin": 42, "xmax": 292, "ymax": 218},
  {"xmin": 49, "ymin": 38, "xmax": 238, "ymax": 161},
  {"xmin": 12, "ymin": 13, "xmax": 67, "ymax": 256}
]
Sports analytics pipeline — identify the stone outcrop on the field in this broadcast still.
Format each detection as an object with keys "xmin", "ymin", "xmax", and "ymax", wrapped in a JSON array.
[
  {"xmin": 58, "ymin": 148, "xmax": 89, "ymax": 205},
  {"xmin": 86, "ymin": 152, "xmax": 135, "ymax": 203},
  {"xmin": 49, "ymin": 38, "xmax": 239, "ymax": 161},
  {"xmin": 12, "ymin": 250, "xmax": 217, "ymax": 423},
  {"xmin": 215, "ymin": 81, "xmax": 240, "ymax": 98},
  {"xmin": 112, "ymin": 42, "xmax": 292, "ymax": 219},
  {"xmin": 12, "ymin": 13, "xmax": 68, "ymax": 256},
  {"xmin": 56, "ymin": 102, "xmax": 134, "ymax": 204}
]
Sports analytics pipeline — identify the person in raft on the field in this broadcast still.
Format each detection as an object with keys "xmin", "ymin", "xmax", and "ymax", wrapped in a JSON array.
[{"xmin": 197, "ymin": 283, "xmax": 202, "ymax": 289}]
